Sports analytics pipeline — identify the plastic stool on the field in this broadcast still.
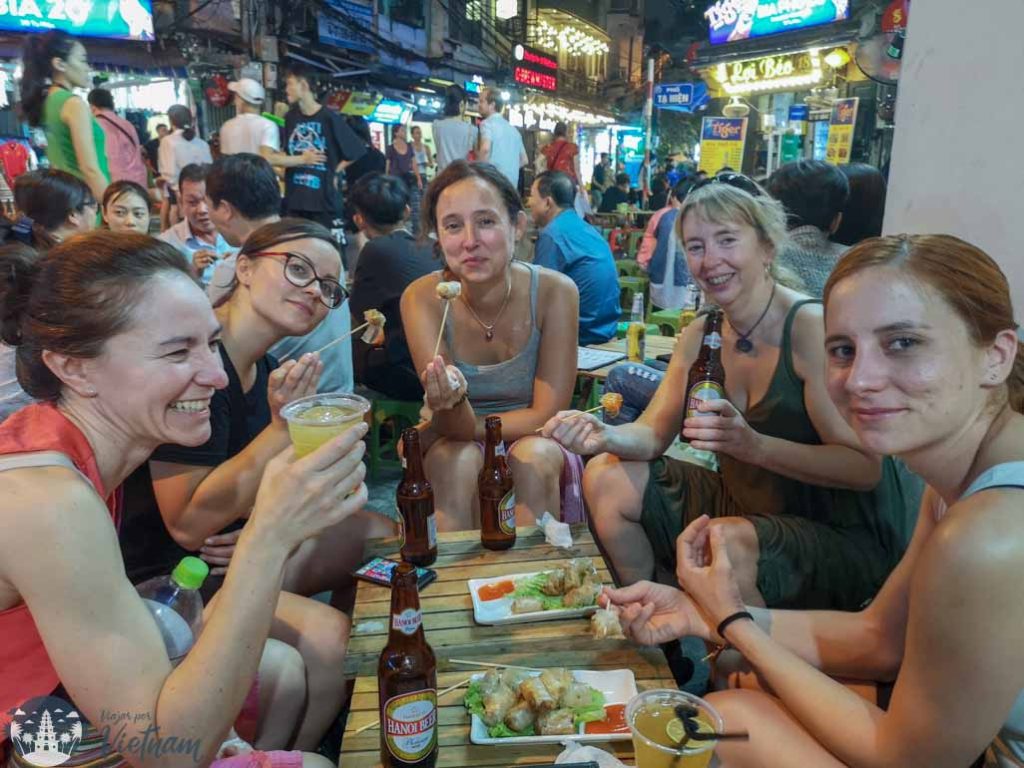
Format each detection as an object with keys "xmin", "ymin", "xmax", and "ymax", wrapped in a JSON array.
[
  {"xmin": 648, "ymin": 308, "xmax": 682, "ymax": 337},
  {"xmin": 618, "ymin": 275, "xmax": 650, "ymax": 313},
  {"xmin": 615, "ymin": 259, "xmax": 644, "ymax": 278},
  {"xmin": 367, "ymin": 398, "xmax": 423, "ymax": 480}
]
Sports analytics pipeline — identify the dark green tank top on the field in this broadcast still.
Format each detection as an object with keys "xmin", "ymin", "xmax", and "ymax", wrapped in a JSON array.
[{"xmin": 721, "ymin": 299, "xmax": 918, "ymax": 559}]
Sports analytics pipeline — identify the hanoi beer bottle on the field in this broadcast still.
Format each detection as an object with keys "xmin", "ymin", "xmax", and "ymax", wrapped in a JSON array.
[
  {"xmin": 682, "ymin": 309, "xmax": 726, "ymax": 438},
  {"xmin": 379, "ymin": 562, "xmax": 438, "ymax": 768},
  {"xmin": 479, "ymin": 415, "xmax": 516, "ymax": 550},
  {"xmin": 397, "ymin": 428, "xmax": 437, "ymax": 566}
]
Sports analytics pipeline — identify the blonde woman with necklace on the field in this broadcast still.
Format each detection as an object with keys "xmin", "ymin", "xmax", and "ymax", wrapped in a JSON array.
[{"xmin": 401, "ymin": 161, "xmax": 581, "ymax": 531}]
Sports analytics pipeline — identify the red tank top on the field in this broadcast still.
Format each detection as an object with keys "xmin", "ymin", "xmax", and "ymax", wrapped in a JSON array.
[{"xmin": 0, "ymin": 403, "xmax": 122, "ymax": 742}]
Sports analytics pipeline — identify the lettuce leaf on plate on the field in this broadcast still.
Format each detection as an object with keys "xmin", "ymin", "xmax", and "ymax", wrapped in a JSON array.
[
  {"xmin": 512, "ymin": 573, "xmax": 565, "ymax": 611},
  {"xmin": 464, "ymin": 679, "xmax": 610, "ymax": 737}
]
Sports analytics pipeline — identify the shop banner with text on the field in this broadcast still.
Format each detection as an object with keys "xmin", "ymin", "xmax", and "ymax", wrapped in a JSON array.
[
  {"xmin": 699, "ymin": 117, "xmax": 747, "ymax": 173},
  {"xmin": 825, "ymin": 97, "xmax": 858, "ymax": 164}
]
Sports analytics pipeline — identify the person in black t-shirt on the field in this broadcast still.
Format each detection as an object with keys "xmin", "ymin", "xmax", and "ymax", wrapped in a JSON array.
[
  {"xmin": 348, "ymin": 173, "xmax": 437, "ymax": 400},
  {"xmin": 279, "ymin": 66, "xmax": 365, "ymax": 231},
  {"xmin": 119, "ymin": 218, "xmax": 394, "ymax": 749},
  {"xmin": 598, "ymin": 171, "xmax": 632, "ymax": 213}
]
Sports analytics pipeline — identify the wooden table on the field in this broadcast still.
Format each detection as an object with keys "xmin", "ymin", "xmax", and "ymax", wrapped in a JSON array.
[
  {"xmin": 340, "ymin": 526, "xmax": 678, "ymax": 767},
  {"xmin": 578, "ymin": 336, "xmax": 678, "ymax": 382}
]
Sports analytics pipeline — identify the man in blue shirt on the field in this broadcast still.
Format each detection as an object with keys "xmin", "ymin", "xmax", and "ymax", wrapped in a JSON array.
[{"xmin": 529, "ymin": 171, "xmax": 620, "ymax": 345}]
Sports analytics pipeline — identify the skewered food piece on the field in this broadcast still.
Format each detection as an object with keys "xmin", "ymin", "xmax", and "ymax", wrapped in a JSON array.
[
  {"xmin": 536, "ymin": 708, "xmax": 576, "ymax": 735},
  {"xmin": 600, "ymin": 392, "xmax": 623, "ymax": 418},
  {"xmin": 363, "ymin": 308, "xmax": 386, "ymax": 326},
  {"xmin": 560, "ymin": 681, "xmax": 596, "ymax": 709},
  {"xmin": 519, "ymin": 676, "xmax": 558, "ymax": 713},
  {"xmin": 563, "ymin": 557, "xmax": 598, "ymax": 590},
  {"xmin": 591, "ymin": 607, "xmax": 625, "ymax": 639},
  {"xmin": 478, "ymin": 669, "xmax": 517, "ymax": 726},
  {"xmin": 503, "ymin": 700, "xmax": 536, "ymax": 733},
  {"xmin": 539, "ymin": 668, "xmax": 573, "ymax": 702},
  {"xmin": 511, "ymin": 596, "xmax": 547, "ymax": 614},
  {"xmin": 436, "ymin": 281, "xmax": 462, "ymax": 299},
  {"xmin": 564, "ymin": 581, "xmax": 602, "ymax": 609}
]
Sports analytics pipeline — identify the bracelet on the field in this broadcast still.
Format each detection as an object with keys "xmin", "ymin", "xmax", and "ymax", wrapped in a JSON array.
[
  {"xmin": 716, "ymin": 610, "xmax": 754, "ymax": 642},
  {"xmin": 449, "ymin": 392, "xmax": 469, "ymax": 410}
]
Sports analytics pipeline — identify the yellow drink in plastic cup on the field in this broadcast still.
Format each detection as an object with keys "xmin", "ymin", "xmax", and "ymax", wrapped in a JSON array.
[
  {"xmin": 627, "ymin": 689, "xmax": 723, "ymax": 768},
  {"xmin": 281, "ymin": 393, "xmax": 371, "ymax": 458}
]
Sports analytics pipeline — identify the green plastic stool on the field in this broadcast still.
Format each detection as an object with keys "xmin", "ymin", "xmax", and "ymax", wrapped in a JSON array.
[
  {"xmin": 618, "ymin": 275, "xmax": 650, "ymax": 313},
  {"xmin": 615, "ymin": 259, "xmax": 644, "ymax": 278},
  {"xmin": 648, "ymin": 308, "xmax": 682, "ymax": 337},
  {"xmin": 626, "ymin": 230, "xmax": 645, "ymax": 260},
  {"xmin": 368, "ymin": 398, "xmax": 422, "ymax": 480}
]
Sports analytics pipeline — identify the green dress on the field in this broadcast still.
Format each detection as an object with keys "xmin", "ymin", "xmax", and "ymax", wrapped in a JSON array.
[
  {"xmin": 42, "ymin": 88, "xmax": 110, "ymax": 186},
  {"xmin": 641, "ymin": 299, "xmax": 923, "ymax": 610}
]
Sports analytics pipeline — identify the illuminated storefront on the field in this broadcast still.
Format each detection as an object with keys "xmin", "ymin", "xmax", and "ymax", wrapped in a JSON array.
[{"xmin": 692, "ymin": 0, "xmax": 868, "ymax": 174}]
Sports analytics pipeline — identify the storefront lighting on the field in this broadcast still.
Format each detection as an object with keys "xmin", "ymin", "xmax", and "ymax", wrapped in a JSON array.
[
  {"xmin": 823, "ymin": 48, "xmax": 851, "ymax": 68},
  {"xmin": 509, "ymin": 98, "xmax": 615, "ymax": 128},
  {"xmin": 717, "ymin": 49, "xmax": 823, "ymax": 96},
  {"xmin": 501, "ymin": 90, "xmax": 511, "ymax": 102},
  {"xmin": 535, "ymin": 19, "xmax": 609, "ymax": 57}
]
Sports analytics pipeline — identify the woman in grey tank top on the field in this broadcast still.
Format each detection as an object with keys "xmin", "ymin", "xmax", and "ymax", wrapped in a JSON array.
[
  {"xmin": 602, "ymin": 235, "xmax": 1024, "ymax": 768},
  {"xmin": 401, "ymin": 161, "xmax": 583, "ymax": 531}
]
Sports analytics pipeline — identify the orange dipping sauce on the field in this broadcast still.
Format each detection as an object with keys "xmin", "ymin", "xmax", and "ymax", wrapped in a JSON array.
[
  {"xmin": 584, "ymin": 704, "xmax": 630, "ymax": 735},
  {"xmin": 477, "ymin": 580, "xmax": 515, "ymax": 601}
]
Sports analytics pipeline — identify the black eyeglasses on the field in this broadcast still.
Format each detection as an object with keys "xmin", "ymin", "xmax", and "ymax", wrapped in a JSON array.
[
  {"xmin": 249, "ymin": 251, "xmax": 347, "ymax": 309},
  {"xmin": 691, "ymin": 172, "xmax": 763, "ymax": 198}
]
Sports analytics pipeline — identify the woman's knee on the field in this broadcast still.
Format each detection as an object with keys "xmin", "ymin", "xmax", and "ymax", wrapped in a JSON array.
[
  {"xmin": 583, "ymin": 454, "xmax": 647, "ymax": 521},
  {"xmin": 259, "ymin": 637, "xmax": 307, "ymax": 707},
  {"xmin": 425, "ymin": 439, "xmax": 482, "ymax": 482},
  {"xmin": 273, "ymin": 593, "xmax": 351, "ymax": 670},
  {"xmin": 708, "ymin": 517, "xmax": 760, "ymax": 572},
  {"xmin": 508, "ymin": 436, "xmax": 564, "ymax": 479}
]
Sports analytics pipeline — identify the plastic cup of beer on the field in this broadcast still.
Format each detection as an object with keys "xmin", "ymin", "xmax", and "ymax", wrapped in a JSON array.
[
  {"xmin": 280, "ymin": 393, "xmax": 370, "ymax": 458},
  {"xmin": 627, "ymin": 689, "xmax": 723, "ymax": 768}
]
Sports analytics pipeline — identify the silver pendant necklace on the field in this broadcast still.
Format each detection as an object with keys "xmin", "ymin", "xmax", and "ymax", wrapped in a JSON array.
[
  {"xmin": 733, "ymin": 280, "xmax": 776, "ymax": 354},
  {"xmin": 461, "ymin": 273, "xmax": 513, "ymax": 342}
]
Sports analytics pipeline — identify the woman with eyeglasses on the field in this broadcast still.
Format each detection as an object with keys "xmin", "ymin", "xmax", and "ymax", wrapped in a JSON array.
[
  {"xmin": 543, "ymin": 178, "xmax": 920, "ymax": 613},
  {"xmin": 119, "ymin": 218, "xmax": 394, "ymax": 751}
]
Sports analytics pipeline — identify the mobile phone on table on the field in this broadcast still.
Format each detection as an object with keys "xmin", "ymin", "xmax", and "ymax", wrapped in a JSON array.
[{"xmin": 354, "ymin": 556, "xmax": 437, "ymax": 590}]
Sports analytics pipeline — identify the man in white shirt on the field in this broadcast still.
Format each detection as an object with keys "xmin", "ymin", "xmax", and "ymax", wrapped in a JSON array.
[
  {"xmin": 432, "ymin": 87, "xmax": 477, "ymax": 173},
  {"xmin": 159, "ymin": 163, "xmax": 236, "ymax": 285},
  {"xmin": 218, "ymin": 78, "xmax": 282, "ymax": 157},
  {"xmin": 477, "ymin": 87, "xmax": 527, "ymax": 188}
]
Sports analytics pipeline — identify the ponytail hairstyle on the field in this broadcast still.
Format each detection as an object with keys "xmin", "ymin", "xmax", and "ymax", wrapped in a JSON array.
[
  {"xmin": 0, "ymin": 231, "xmax": 194, "ymax": 401},
  {"xmin": 824, "ymin": 234, "xmax": 1024, "ymax": 414},
  {"xmin": 167, "ymin": 104, "xmax": 197, "ymax": 142},
  {"xmin": 19, "ymin": 30, "xmax": 75, "ymax": 126},
  {"xmin": 13, "ymin": 169, "xmax": 95, "ymax": 249}
]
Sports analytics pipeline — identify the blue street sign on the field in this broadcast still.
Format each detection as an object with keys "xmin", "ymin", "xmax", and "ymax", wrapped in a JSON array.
[
  {"xmin": 788, "ymin": 104, "xmax": 809, "ymax": 121},
  {"xmin": 654, "ymin": 82, "xmax": 710, "ymax": 113}
]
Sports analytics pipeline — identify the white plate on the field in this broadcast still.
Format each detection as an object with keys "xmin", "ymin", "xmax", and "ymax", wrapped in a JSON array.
[
  {"xmin": 468, "ymin": 668, "xmax": 637, "ymax": 745},
  {"xmin": 468, "ymin": 571, "xmax": 601, "ymax": 626}
]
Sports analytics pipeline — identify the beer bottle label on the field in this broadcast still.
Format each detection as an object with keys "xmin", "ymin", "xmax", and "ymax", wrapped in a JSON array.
[
  {"xmin": 703, "ymin": 331, "xmax": 722, "ymax": 350},
  {"xmin": 384, "ymin": 688, "xmax": 437, "ymax": 762},
  {"xmin": 687, "ymin": 380, "xmax": 725, "ymax": 418},
  {"xmin": 498, "ymin": 490, "xmax": 516, "ymax": 536},
  {"xmin": 495, "ymin": 441, "xmax": 507, "ymax": 457},
  {"xmin": 391, "ymin": 608, "xmax": 423, "ymax": 635},
  {"xmin": 427, "ymin": 514, "xmax": 437, "ymax": 549}
]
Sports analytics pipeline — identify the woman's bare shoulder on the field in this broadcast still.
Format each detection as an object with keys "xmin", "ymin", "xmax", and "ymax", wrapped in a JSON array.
[
  {"xmin": 402, "ymin": 270, "xmax": 445, "ymax": 308},
  {"xmin": 533, "ymin": 263, "xmax": 577, "ymax": 300}
]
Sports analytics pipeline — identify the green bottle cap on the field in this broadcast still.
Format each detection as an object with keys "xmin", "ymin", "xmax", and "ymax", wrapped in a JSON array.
[{"xmin": 171, "ymin": 557, "xmax": 209, "ymax": 591}]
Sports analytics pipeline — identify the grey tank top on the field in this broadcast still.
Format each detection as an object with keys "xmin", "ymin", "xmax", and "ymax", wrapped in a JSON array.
[
  {"xmin": 954, "ymin": 462, "xmax": 1024, "ymax": 768},
  {"xmin": 443, "ymin": 263, "xmax": 541, "ymax": 415}
]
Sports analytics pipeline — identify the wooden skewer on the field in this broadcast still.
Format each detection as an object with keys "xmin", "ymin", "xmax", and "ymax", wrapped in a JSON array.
[
  {"xmin": 283, "ymin": 320, "xmax": 378, "ymax": 362},
  {"xmin": 534, "ymin": 404, "xmax": 605, "ymax": 433},
  {"xmin": 432, "ymin": 300, "xmax": 452, "ymax": 359},
  {"xmin": 448, "ymin": 659, "xmax": 541, "ymax": 672},
  {"xmin": 352, "ymin": 676, "xmax": 474, "ymax": 735}
]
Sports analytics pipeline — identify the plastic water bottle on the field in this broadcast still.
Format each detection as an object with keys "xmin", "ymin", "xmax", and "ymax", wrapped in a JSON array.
[{"xmin": 136, "ymin": 556, "xmax": 209, "ymax": 666}]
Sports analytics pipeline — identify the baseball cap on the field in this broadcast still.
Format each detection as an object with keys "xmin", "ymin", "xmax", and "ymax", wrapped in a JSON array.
[{"xmin": 228, "ymin": 78, "xmax": 266, "ymax": 105}]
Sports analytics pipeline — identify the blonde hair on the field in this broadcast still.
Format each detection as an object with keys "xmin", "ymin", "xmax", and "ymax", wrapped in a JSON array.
[{"xmin": 677, "ymin": 182, "xmax": 801, "ymax": 289}]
